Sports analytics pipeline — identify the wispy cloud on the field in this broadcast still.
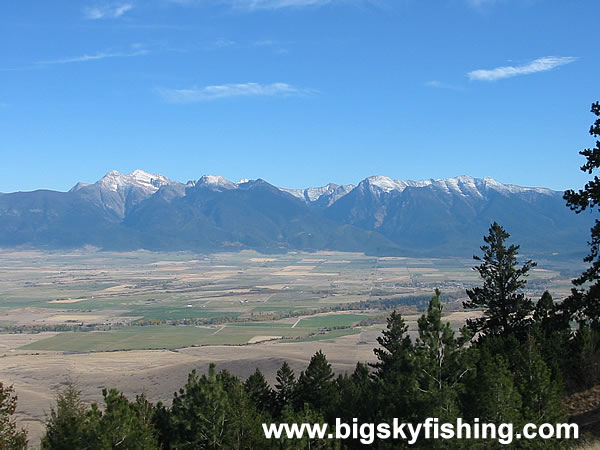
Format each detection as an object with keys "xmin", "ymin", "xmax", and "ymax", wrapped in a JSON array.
[
  {"xmin": 465, "ymin": 0, "xmax": 544, "ymax": 11},
  {"xmin": 253, "ymin": 39, "xmax": 278, "ymax": 47},
  {"xmin": 157, "ymin": 82, "xmax": 314, "ymax": 103},
  {"xmin": 84, "ymin": 3, "xmax": 134, "ymax": 19},
  {"xmin": 38, "ymin": 49, "xmax": 148, "ymax": 65},
  {"xmin": 198, "ymin": 38, "xmax": 291, "ymax": 53},
  {"xmin": 465, "ymin": 0, "xmax": 500, "ymax": 8},
  {"xmin": 213, "ymin": 38, "xmax": 236, "ymax": 48},
  {"xmin": 170, "ymin": 0, "xmax": 346, "ymax": 10},
  {"xmin": 199, "ymin": 38, "xmax": 237, "ymax": 51},
  {"xmin": 253, "ymin": 39, "xmax": 292, "ymax": 52},
  {"xmin": 467, "ymin": 56, "xmax": 577, "ymax": 81},
  {"xmin": 232, "ymin": 0, "xmax": 332, "ymax": 9},
  {"xmin": 425, "ymin": 80, "xmax": 464, "ymax": 91}
]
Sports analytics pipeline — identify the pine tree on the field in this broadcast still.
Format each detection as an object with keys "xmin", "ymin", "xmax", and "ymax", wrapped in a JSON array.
[
  {"xmin": 278, "ymin": 404, "xmax": 337, "ymax": 450},
  {"xmin": 334, "ymin": 362, "xmax": 373, "ymax": 426},
  {"xmin": 513, "ymin": 335, "xmax": 565, "ymax": 426},
  {"xmin": 274, "ymin": 361, "xmax": 296, "ymax": 416},
  {"xmin": 416, "ymin": 289, "xmax": 469, "ymax": 421},
  {"xmin": 40, "ymin": 383, "xmax": 88, "ymax": 450},
  {"xmin": 468, "ymin": 350, "xmax": 523, "ymax": 425},
  {"xmin": 132, "ymin": 393, "xmax": 156, "ymax": 433},
  {"xmin": 152, "ymin": 401, "xmax": 174, "ymax": 450},
  {"xmin": 371, "ymin": 311, "xmax": 419, "ymax": 421},
  {"xmin": 244, "ymin": 368, "xmax": 274, "ymax": 414},
  {"xmin": 464, "ymin": 222, "xmax": 536, "ymax": 338},
  {"xmin": 567, "ymin": 323, "xmax": 600, "ymax": 389},
  {"xmin": 563, "ymin": 101, "xmax": 600, "ymax": 326},
  {"xmin": 534, "ymin": 291, "xmax": 557, "ymax": 328},
  {"xmin": 225, "ymin": 381, "xmax": 267, "ymax": 449},
  {"xmin": 0, "ymin": 383, "xmax": 27, "ymax": 450},
  {"xmin": 532, "ymin": 291, "xmax": 571, "ymax": 381},
  {"xmin": 86, "ymin": 388, "xmax": 159, "ymax": 449},
  {"xmin": 372, "ymin": 310, "xmax": 414, "ymax": 377},
  {"xmin": 170, "ymin": 364, "xmax": 229, "ymax": 449},
  {"xmin": 349, "ymin": 362, "xmax": 372, "ymax": 422},
  {"xmin": 294, "ymin": 350, "xmax": 336, "ymax": 415}
]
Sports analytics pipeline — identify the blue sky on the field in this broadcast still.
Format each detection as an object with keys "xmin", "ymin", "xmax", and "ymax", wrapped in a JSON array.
[{"xmin": 0, "ymin": 0, "xmax": 598, "ymax": 192}]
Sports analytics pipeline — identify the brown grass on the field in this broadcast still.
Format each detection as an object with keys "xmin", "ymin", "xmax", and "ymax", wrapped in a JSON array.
[{"xmin": 2, "ymin": 333, "xmax": 378, "ymax": 446}]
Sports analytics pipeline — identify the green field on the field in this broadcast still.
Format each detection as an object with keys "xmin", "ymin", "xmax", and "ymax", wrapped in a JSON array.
[
  {"xmin": 251, "ymin": 306, "xmax": 297, "ymax": 312},
  {"xmin": 223, "ymin": 322, "xmax": 293, "ymax": 327},
  {"xmin": 288, "ymin": 328, "xmax": 362, "ymax": 343},
  {"xmin": 22, "ymin": 326, "xmax": 215, "ymax": 351},
  {"xmin": 0, "ymin": 249, "xmax": 581, "ymax": 353},
  {"xmin": 20, "ymin": 323, "xmax": 362, "ymax": 351},
  {"xmin": 123, "ymin": 308, "xmax": 242, "ymax": 322},
  {"xmin": 294, "ymin": 314, "xmax": 372, "ymax": 328}
]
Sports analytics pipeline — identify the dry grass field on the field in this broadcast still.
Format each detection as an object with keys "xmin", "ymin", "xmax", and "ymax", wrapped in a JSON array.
[{"xmin": 2, "ymin": 333, "xmax": 378, "ymax": 445}]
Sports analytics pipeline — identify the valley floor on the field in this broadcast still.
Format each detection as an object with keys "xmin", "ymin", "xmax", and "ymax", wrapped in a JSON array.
[{"xmin": 0, "ymin": 249, "xmax": 585, "ymax": 447}]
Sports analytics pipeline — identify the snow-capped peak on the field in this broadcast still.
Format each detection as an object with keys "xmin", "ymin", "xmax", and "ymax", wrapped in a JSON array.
[
  {"xmin": 360, "ymin": 175, "xmax": 555, "ymax": 198},
  {"xmin": 196, "ymin": 175, "xmax": 237, "ymax": 190},
  {"xmin": 279, "ymin": 183, "xmax": 355, "ymax": 205},
  {"xmin": 97, "ymin": 170, "xmax": 171, "ymax": 193},
  {"xmin": 364, "ymin": 176, "xmax": 400, "ymax": 192},
  {"xmin": 479, "ymin": 177, "xmax": 553, "ymax": 195},
  {"xmin": 361, "ymin": 176, "xmax": 429, "ymax": 195}
]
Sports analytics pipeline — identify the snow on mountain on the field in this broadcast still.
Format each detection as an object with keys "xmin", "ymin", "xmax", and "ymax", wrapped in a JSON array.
[
  {"xmin": 2, "ymin": 170, "xmax": 585, "ymax": 257},
  {"xmin": 71, "ymin": 170, "xmax": 171, "ymax": 194},
  {"xmin": 360, "ymin": 175, "xmax": 555, "ymax": 198},
  {"xmin": 68, "ymin": 170, "xmax": 557, "ymax": 223},
  {"xmin": 97, "ymin": 169, "xmax": 171, "ymax": 193},
  {"xmin": 279, "ymin": 183, "xmax": 355, "ymax": 206},
  {"xmin": 188, "ymin": 176, "xmax": 355, "ymax": 205},
  {"xmin": 195, "ymin": 175, "xmax": 237, "ymax": 191},
  {"xmin": 361, "ymin": 176, "xmax": 429, "ymax": 194},
  {"xmin": 70, "ymin": 170, "xmax": 174, "ymax": 219}
]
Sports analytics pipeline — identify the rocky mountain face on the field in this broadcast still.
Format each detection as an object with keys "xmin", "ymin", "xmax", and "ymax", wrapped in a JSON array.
[
  {"xmin": 279, "ymin": 183, "xmax": 355, "ymax": 207},
  {"xmin": 0, "ymin": 171, "xmax": 591, "ymax": 257},
  {"xmin": 324, "ymin": 175, "xmax": 583, "ymax": 256},
  {"xmin": 70, "ymin": 170, "xmax": 177, "ymax": 219}
]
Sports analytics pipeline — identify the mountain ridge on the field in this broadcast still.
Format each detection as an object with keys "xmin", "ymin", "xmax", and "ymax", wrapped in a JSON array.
[
  {"xmin": 66, "ymin": 170, "xmax": 561, "ymax": 203},
  {"xmin": 0, "ymin": 170, "xmax": 589, "ymax": 258}
]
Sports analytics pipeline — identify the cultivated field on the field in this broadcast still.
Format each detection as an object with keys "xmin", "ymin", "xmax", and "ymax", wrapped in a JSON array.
[{"xmin": 0, "ymin": 249, "xmax": 583, "ymax": 444}]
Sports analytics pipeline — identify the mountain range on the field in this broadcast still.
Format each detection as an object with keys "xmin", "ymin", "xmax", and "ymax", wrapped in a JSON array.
[{"xmin": 0, "ymin": 170, "xmax": 592, "ymax": 258}]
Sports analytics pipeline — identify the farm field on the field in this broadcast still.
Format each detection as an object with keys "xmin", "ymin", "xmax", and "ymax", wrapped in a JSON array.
[
  {"xmin": 0, "ymin": 248, "xmax": 581, "ymax": 352},
  {"xmin": 0, "ymin": 248, "xmax": 584, "ymax": 443},
  {"xmin": 21, "ymin": 318, "xmax": 368, "ymax": 352}
]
